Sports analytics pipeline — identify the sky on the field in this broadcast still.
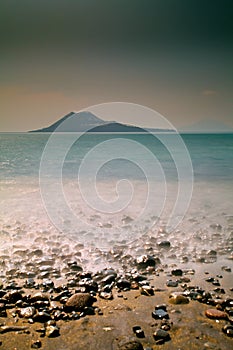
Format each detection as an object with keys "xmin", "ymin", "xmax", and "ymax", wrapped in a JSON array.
[{"xmin": 0, "ymin": 0, "xmax": 233, "ymax": 131}]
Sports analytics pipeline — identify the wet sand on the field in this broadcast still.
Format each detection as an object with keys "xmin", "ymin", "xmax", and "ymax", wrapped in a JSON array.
[{"xmin": 0, "ymin": 257, "xmax": 232, "ymax": 350}]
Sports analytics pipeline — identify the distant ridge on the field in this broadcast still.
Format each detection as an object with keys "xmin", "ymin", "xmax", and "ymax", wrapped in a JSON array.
[
  {"xmin": 29, "ymin": 111, "xmax": 174, "ymax": 133},
  {"xmin": 30, "ymin": 111, "xmax": 108, "ymax": 132}
]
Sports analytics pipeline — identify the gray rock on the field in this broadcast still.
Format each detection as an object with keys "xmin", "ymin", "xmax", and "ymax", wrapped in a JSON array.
[
  {"xmin": 166, "ymin": 280, "xmax": 178, "ymax": 287},
  {"xmin": 153, "ymin": 329, "xmax": 171, "ymax": 341}
]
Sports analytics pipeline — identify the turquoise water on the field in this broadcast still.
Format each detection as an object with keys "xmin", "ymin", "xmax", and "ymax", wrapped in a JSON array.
[
  {"xmin": 0, "ymin": 132, "xmax": 233, "ymax": 254},
  {"xmin": 0, "ymin": 133, "xmax": 233, "ymax": 181}
]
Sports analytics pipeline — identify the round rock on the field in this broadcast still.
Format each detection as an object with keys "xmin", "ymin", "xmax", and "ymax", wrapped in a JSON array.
[
  {"xmin": 65, "ymin": 293, "xmax": 94, "ymax": 311},
  {"xmin": 205, "ymin": 309, "xmax": 227, "ymax": 319},
  {"xmin": 119, "ymin": 341, "xmax": 144, "ymax": 350},
  {"xmin": 169, "ymin": 294, "xmax": 189, "ymax": 304}
]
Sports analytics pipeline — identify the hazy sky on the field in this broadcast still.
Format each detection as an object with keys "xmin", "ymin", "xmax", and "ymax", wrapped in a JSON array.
[{"xmin": 1, "ymin": 0, "xmax": 233, "ymax": 131}]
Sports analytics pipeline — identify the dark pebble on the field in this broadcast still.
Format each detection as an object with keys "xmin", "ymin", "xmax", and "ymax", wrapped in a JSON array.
[
  {"xmin": 4, "ymin": 290, "xmax": 23, "ymax": 303},
  {"xmin": 135, "ymin": 329, "xmax": 145, "ymax": 338},
  {"xmin": 153, "ymin": 329, "xmax": 171, "ymax": 341},
  {"xmin": 31, "ymin": 340, "xmax": 42, "ymax": 349},
  {"xmin": 155, "ymin": 304, "xmax": 167, "ymax": 311},
  {"xmin": 119, "ymin": 340, "xmax": 144, "ymax": 350},
  {"xmin": 117, "ymin": 279, "xmax": 131, "ymax": 290},
  {"xmin": 45, "ymin": 325, "xmax": 60, "ymax": 338},
  {"xmin": 221, "ymin": 266, "xmax": 231, "ymax": 272},
  {"xmin": 205, "ymin": 277, "xmax": 214, "ymax": 283},
  {"xmin": 171, "ymin": 269, "xmax": 183, "ymax": 276},
  {"xmin": 157, "ymin": 240, "xmax": 171, "ymax": 248},
  {"xmin": 140, "ymin": 285, "xmax": 154, "ymax": 296},
  {"xmin": 33, "ymin": 311, "xmax": 51, "ymax": 323},
  {"xmin": 132, "ymin": 326, "xmax": 141, "ymax": 333},
  {"xmin": 152, "ymin": 309, "xmax": 169, "ymax": 320},
  {"xmin": 166, "ymin": 280, "xmax": 178, "ymax": 287},
  {"xmin": 136, "ymin": 255, "xmax": 158, "ymax": 269},
  {"xmin": 222, "ymin": 325, "xmax": 233, "ymax": 337}
]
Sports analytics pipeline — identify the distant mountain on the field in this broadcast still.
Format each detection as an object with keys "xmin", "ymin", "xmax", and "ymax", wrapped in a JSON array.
[
  {"xmin": 180, "ymin": 119, "xmax": 233, "ymax": 133},
  {"xmin": 30, "ymin": 111, "xmax": 108, "ymax": 132},
  {"xmin": 29, "ymin": 111, "xmax": 174, "ymax": 133}
]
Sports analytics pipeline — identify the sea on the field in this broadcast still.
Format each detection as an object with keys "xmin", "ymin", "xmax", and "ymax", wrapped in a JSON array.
[{"xmin": 0, "ymin": 132, "xmax": 233, "ymax": 272}]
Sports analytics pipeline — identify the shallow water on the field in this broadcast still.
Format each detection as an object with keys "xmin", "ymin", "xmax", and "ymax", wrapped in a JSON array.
[{"xmin": 0, "ymin": 133, "xmax": 233, "ymax": 270}]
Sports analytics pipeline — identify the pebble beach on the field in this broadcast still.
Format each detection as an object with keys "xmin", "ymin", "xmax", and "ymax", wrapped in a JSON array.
[{"xmin": 0, "ymin": 230, "xmax": 232, "ymax": 350}]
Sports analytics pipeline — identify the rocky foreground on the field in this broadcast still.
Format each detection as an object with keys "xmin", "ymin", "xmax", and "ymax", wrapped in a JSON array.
[{"xmin": 0, "ymin": 247, "xmax": 233, "ymax": 350}]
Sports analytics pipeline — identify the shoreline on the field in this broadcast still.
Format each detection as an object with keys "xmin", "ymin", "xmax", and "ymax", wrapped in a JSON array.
[{"xmin": 0, "ymin": 256, "xmax": 232, "ymax": 350}]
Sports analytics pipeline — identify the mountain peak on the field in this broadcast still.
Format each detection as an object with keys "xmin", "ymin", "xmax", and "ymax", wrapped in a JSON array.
[{"xmin": 30, "ymin": 111, "xmax": 107, "ymax": 132}]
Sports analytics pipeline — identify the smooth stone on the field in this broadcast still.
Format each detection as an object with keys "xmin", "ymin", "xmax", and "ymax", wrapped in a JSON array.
[
  {"xmin": 78, "ymin": 279, "xmax": 98, "ymax": 292},
  {"xmin": 171, "ymin": 269, "xmax": 183, "ymax": 276},
  {"xmin": 153, "ymin": 329, "xmax": 171, "ymax": 341},
  {"xmin": 166, "ymin": 280, "xmax": 178, "ymax": 287},
  {"xmin": 140, "ymin": 285, "xmax": 154, "ymax": 296},
  {"xmin": 0, "ymin": 309, "xmax": 7, "ymax": 317},
  {"xmin": 119, "ymin": 341, "xmax": 144, "ymax": 350},
  {"xmin": 100, "ymin": 274, "xmax": 116, "ymax": 285},
  {"xmin": 221, "ymin": 266, "xmax": 231, "ymax": 272},
  {"xmin": 135, "ymin": 329, "xmax": 145, "ymax": 338},
  {"xmin": 155, "ymin": 304, "xmax": 167, "ymax": 311},
  {"xmin": 157, "ymin": 241, "xmax": 171, "ymax": 248},
  {"xmin": 4, "ymin": 290, "xmax": 23, "ymax": 303},
  {"xmin": 31, "ymin": 340, "xmax": 42, "ymax": 348},
  {"xmin": 205, "ymin": 309, "xmax": 227, "ymax": 319},
  {"xmin": 65, "ymin": 293, "xmax": 94, "ymax": 311},
  {"xmin": 136, "ymin": 255, "xmax": 158, "ymax": 269},
  {"xmin": 99, "ymin": 291, "xmax": 113, "ymax": 300},
  {"xmin": 152, "ymin": 309, "xmax": 169, "ymax": 319},
  {"xmin": 207, "ymin": 250, "xmax": 217, "ymax": 256},
  {"xmin": 222, "ymin": 324, "xmax": 233, "ymax": 337},
  {"xmin": 132, "ymin": 326, "xmax": 141, "ymax": 333},
  {"xmin": 33, "ymin": 311, "xmax": 51, "ymax": 323},
  {"xmin": 169, "ymin": 294, "xmax": 189, "ymax": 304},
  {"xmin": 117, "ymin": 279, "xmax": 131, "ymax": 290},
  {"xmin": 19, "ymin": 307, "xmax": 36, "ymax": 318},
  {"xmin": 30, "ymin": 292, "xmax": 49, "ymax": 302},
  {"xmin": 45, "ymin": 325, "xmax": 60, "ymax": 337}
]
